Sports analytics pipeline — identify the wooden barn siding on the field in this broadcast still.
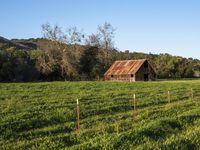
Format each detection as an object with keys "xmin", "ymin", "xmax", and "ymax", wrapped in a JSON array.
[
  {"xmin": 135, "ymin": 62, "xmax": 156, "ymax": 81},
  {"xmin": 135, "ymin": 66, "xmax": 145, "ymax": 81},
  {"xmin": 112, "ymin": 74, "xmax": 133, "ymax": 81},
  {"xmin": 105, "ymin": 74, "xmax": 135, "ymax": 82}
]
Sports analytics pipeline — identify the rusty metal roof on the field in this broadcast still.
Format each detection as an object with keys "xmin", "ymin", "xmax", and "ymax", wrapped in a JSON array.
[{"xmin": 104, "ymin": 59, "xmax": 147, "ymax": 76}]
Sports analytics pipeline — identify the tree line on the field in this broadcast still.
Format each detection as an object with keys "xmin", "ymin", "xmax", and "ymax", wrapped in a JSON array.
[{"xmin": 0, "ymin": 22, "xmax": 200, "ymax": 82}]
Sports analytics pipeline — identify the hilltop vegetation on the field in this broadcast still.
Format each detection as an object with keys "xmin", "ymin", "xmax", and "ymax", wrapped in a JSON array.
[
  {"xmin": 0, "ymin": 22, "xmax": 200, "ymax": 82},
  {"xmin": 0, "ymin": 81, "xmax": 200, "ymax": 149}
]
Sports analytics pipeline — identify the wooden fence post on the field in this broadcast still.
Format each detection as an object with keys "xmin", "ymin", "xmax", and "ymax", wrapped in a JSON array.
[
  {"xmin": 76, "ymin": 99, "xmax": 80, "ymax": 131},
  {"xmin": 133, "ymin": 94, "xmax": 136, "ymax": 123},
  {"xmin": 168, "ymin": 91, "xmax": 170, "ymax": 103}
]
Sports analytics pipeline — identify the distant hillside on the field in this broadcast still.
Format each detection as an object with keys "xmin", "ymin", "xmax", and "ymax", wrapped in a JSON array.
[
  {"xmin": 0, "ymin": 36, "xmax": 33, "ymax": 50},
  {"xmin": 11, "ymin": 38, "xmax": 39, "ymax": 50},
  {"xmin": 0, "ymin": 36, "xmax": 200, "ymax": 82}
]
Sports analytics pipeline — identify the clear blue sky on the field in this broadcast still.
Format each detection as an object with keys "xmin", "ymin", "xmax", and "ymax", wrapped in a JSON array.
[{"xmin": 1, "ymin": 0, "xmax": 200, "ymax": 59}]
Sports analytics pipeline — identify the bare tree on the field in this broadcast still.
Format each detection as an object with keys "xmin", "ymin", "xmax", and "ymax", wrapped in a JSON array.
[
  {"xmin": 97, "ymin": 22, "xmax": 116, "ymax": 68},
  {"xmin": 65, "ymin": 26, "xmax": 84, "ymax": 45},
  {"xmin": 97, "ymin": 22, "xmax": 115, "ymax": 50},
  {"xmin": 85, "ymin": 33, "xmax": 101, "ymax": 47},
  {"xmin": 85, "ymin": 22, "xmax": 115, "ymax": 49},
  {"xmin": 42, "ymin": 23, "xmax": 66, "ymax": 43}
]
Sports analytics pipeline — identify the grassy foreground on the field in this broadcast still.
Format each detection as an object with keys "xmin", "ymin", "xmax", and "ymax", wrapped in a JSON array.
[{"xmin": 0, "ymin": 80, "xmax": 200, "ymax": 149}]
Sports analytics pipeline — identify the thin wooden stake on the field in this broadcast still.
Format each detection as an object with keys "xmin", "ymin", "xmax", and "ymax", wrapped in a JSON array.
[
  {"xmin": 168, "ymin": 91, "xmax": 170, "ymax": 103},
  {"xmin": 76, "ymin": 99, "xmax": 80, "ymax": 131},
  {"xmin": 133, "ymin": 94, "xmax": 136, "ymax": 123}
]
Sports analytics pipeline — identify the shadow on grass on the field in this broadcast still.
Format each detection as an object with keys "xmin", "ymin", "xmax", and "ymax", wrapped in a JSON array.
[
  {"xmin": 0, "ymin": 116, "xmax": 75, "ymax": 140},
  {"xmin": 113, "ymin": 118, "xmax": 182, "ymax": 148},
  {"xmin": 162, "ymin": 139, "xmax": 197, "ymax": 150}
]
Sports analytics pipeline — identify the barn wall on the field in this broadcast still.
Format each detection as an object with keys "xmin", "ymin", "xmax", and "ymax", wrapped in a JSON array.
[
  {"xmin": 135, "ymin": 68, "xmax": 144, "ymax": 81},
  {"xmin": 105, "ymin": 74, "xmax": 135, "ymax": 82},
  {"xmin": 135, "ymin": 61, "xmax": 156, "ymax": 81}
]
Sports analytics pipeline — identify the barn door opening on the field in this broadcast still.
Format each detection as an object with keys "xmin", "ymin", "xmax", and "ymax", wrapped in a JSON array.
[{"xmin": 144, "ymin": 74, "xmax": 148, "ymax": 81}]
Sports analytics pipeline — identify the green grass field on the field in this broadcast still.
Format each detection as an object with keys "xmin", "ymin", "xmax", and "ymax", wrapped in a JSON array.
[{"xmin": 0, "ymin": 81, "xmax": 200, "ymax": 149}]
